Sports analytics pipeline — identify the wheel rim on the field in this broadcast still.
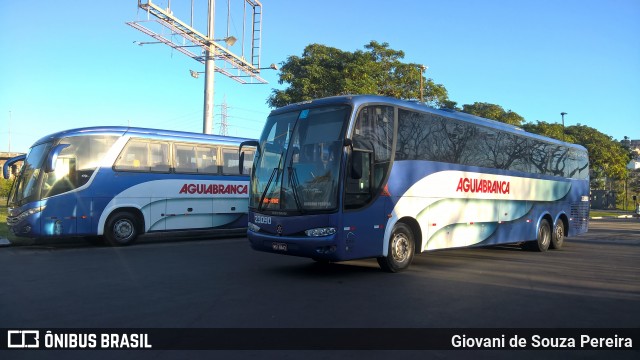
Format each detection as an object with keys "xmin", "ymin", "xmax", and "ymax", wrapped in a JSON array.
[
  {"xmin": 391, "ymin": 232, "xmax": 411, "ymax": 263},
  {"xmin": 113, "ymin": 219, "xmax": 134, "ymax": 241},
  {"xmin": 555, "ymin": 224, "xmax": 564, "ymax": 243}
]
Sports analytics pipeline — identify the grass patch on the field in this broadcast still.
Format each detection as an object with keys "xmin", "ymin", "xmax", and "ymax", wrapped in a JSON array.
[
  {"xmin": 0, "ymin": 202, "xmax": 35, "ymax": 245},
  {"xmin": 0, "ymin": 202, "xmax": 9, "ymax": 239},
  {"xmin": 589, "ymin": 210, "xmax": 629, "ymax": 218}
]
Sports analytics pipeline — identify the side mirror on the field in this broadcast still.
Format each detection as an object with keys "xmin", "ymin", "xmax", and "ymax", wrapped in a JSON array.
[
  {"xmin": 239, "ymin": 152, "xmax": 245, "ymax": 175},
  {"xmin": 239, "ymin": 140, "xmax": 259, "ymax": 155},
  {"xmin": 239, "ymin": 140, "xmax": 259, "ymax": 175},
  {"xmin": 3, "ymin": 154, "xmax": 26, "ymax": 179},
  {"xmin": 45, "ymin": 144, "xmax": 70, "ymax": 173}
]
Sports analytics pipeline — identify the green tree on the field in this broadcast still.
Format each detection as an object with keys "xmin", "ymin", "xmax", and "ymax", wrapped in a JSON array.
[
  {"xmin": 566, "ymin": 125, "xmax": 631, "ymax": 188},
  {"xmin": 522, "ymin": 121, "xmax": 575, "ymax": 143},
  {"xmin": 461, "ymin": 102, "xmax": 525, "ymax": 126},
  {"xmin": 629, "ymin": 169, "xmax": 640, "ymax": 198},
  {"xmin": 268, "ymin": 41, "xmax": 452, "ymax": 108},
  {"xmin": 524, "ymin": 121, "xmax": 631, "ymax": 190}
]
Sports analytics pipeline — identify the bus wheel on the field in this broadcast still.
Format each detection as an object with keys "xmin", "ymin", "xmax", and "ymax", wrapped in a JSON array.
[
  {"xmin": 377, "ymin": 223, "xmax": 415, "ymax": 273},
  {"xmin": 524, "ymin": 218, "xmax": 551, "ymax": 252},
  {"xmin": 551, "ymin": 219, "xmax": 565, "ymax": 250},
  {"xmin": 104, "ymin": 212, "xmax": 139, "ymax": 246}
]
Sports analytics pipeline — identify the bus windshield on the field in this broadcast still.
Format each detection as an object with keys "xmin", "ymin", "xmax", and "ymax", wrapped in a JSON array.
[
  {"xmin": 8, "ymin": 135, "xmax": 118, "ymax": 207},
  {"xmin": 251, "ymin": 105, "xmax": 351, "ymax": 213},
  {"xmin": 8, "ymin": 142, "xmax": 52, "ymax": 207}
]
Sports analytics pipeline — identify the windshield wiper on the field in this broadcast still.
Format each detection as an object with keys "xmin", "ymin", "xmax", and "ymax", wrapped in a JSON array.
[
  {"xmin": 257, "ymin": 149, "xmax": 286, "ymax": 212},
  {"xmin": 287, "ymin": 166, "xmax": 304, "ymax": 214},
  {"xmin": 258, "ymin": 167, "xmax": 278, "ymax": 212},
  {"xmin": 287, "ymin": 156, "xmax": 304, "ymax": 214}
]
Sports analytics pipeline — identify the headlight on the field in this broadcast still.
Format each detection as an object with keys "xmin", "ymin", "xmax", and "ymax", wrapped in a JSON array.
[
  {"xmin": 305, "ymin": 227, "xmax": 336, "ymax": 237},
  {"xmin": 248, "ymin": 222, "xmax": 261, "ymax": 232},
  {"xmin": 15, "ymin": 206, "xmax": 46, "ymax": 223}
]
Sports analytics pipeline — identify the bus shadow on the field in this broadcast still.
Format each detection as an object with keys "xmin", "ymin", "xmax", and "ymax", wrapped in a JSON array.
[
  {"xmin": 268, "ymin": 245, "xmax": 531, "ymax": 277},
  {"xmin": 268, "ymin": 259, "xmax": 383, "ymax": 278},
  {"xmin": 7, "ymin": 232, "xmax": 246, "ymax": 250},
  {"xmin": 6, "ymin": 236, "xmax": 95, "ymax": 250},
  {"xmin": 484, "ymin": 244, "xmax": 526, "ymax": 251}
]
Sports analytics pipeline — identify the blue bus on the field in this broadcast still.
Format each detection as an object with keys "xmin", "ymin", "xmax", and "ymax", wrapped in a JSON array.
[
  {"xmin": 4, "ymin": 126, "xmax": 255, "ymax": 246},
  {"xmin": 241, "ymin": 95, "xmax": 590, "ymax": 272}
]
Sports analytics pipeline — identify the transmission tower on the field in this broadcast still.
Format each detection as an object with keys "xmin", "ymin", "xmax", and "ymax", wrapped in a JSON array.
[{"xmin": 220, "ymin": 96, "xmax": 228, "ymax": 136}]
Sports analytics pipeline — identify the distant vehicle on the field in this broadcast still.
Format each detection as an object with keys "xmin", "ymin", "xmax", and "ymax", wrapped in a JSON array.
[
  {"xmin": 4, "ymin": 126, "xmax": 255, "ymax": 246},
  {"xmin": 241, "ymin": 95, "xmax": 590, "ymax": 272}
]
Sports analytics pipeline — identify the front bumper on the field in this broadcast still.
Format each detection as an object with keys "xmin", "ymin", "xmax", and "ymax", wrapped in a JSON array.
[{"xmin": 248, "ymin": 231, "xmax": 344, "ymax": 261}]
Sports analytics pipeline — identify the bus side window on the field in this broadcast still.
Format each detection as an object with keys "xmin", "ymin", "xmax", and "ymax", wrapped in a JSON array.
[
  {"xmin": 43, "ymin": 157, "xmax": 76, "ymax": 198},
  {"xmin": 346, "ymin": 105, "xmax": 394, "ymax": 209},
  {"xmin": 149, "ymin": 142, "xmax": 170, "ymax": 172},
  {"xmin": 222, "ymin": 148, "xmax": 241, "ymax": 175},
  {"xmin": 114, "ymin": 139, "xmax": 149, "ymax": 171},
  {"xmin": 196, "ymin": 146, "xmax": 219, "ymax": 174},
  {"xmin": 175, "ymin": 144, "xmax": 197, "ymax": 173},
  {"xmin": 345, "ymin": 150, "xmax": 372, "ymax": 207},
  {"xmin": 549, "ymin": 145, "xmax": 568, "ymax": 177}
]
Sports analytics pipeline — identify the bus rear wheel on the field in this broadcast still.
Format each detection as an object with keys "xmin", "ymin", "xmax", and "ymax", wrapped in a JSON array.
[
  {"xmin": 524, "ymin": 218, "xmax": 551, "ymax": 252},
  {"xmin": 377, "ymin": 223, "xmax": 415, "ymax": 273},
  {"xmin": 104, "ymin": 212, "xmax": 139, "ymax": 246},
  {"xmin": 551, "ymin": 219, "xmax": 565, "ymax": 250}
]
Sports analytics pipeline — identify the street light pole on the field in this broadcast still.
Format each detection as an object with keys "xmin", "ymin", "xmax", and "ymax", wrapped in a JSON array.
[
  {"xmin": 203, "ymin": 0, "xmax": 215, "ymax": 135},
  {"xmin": 560, "ymin": 112, "xmax": 567, "ymax": 142}
]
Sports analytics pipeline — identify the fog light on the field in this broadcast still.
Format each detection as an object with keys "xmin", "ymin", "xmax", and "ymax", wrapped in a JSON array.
[
  {"xmin": 315, "ymin": 245, "xmax": 337, "ymax": 254},
  {"xmin": 305, "ymin": 227, "xmax": 336, "ymax": 237},
  {"xmin": 248, "ymin": 222, "xmax": 261, "ymax": 233}
]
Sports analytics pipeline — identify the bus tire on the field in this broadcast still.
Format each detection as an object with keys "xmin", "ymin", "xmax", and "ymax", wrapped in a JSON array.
[
  {"xmin": 104, "ymin": 211, "xmax": 139, "ymax": 246},
  {"xmin": 377, "ymin": 223, "xmax": 415, "ymax": 273},
  {"xmin": 524, "ymin": 218, "xmax": 551, "ymax": 252},
  {"xmin": 551, "ymin": 219, "xmax": 565, "ymax": 250}
]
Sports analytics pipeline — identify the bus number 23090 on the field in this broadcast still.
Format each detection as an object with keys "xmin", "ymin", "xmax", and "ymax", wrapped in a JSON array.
[{"xmin": 254, "ymin": 215, "xmax": 272, "ymax": 225}]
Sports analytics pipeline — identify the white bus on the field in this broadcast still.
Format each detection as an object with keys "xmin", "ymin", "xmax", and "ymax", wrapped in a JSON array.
[{"xmin": 4, "ymin": 126, "xmax": 255, "ymax": 246}]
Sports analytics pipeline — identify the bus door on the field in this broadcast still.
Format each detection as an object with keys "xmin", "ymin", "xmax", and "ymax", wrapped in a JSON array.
[
  {"xmin": 342, "ymin": 148, "xmax": 389, "ymax": 258},
  {"xmin": 40, "ymin": 156, "xmax": 79, "ymax": 236},
  {"xmin": 341, "ymin": 104, "xmax": 395, "ymax": 258}
]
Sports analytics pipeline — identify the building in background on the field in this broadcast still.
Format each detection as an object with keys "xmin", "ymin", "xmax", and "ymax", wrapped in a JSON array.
[{"xmin": 621, "ymin": 138, "xmax": 640, "ymax": 170}]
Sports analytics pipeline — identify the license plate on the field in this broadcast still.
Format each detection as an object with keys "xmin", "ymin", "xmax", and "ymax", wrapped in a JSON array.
[{"xmin": 272, "ymin": 242, "xmax": 287, "ymax": 251}]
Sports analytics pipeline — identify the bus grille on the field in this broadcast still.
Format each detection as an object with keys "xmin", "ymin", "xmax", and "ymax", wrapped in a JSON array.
[{"xmin": 570, "ymin": 202, "xmax": 589, "ymax": 233}]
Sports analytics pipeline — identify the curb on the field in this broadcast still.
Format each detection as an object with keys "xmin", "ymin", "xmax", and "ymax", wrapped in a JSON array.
[
  {"xmin": 0, "ymin": 237, "xmax": 11, "ymax": 247},
  {"xmin": 590, "ymin": 215, "xmax": 637, "ymax": 220}
]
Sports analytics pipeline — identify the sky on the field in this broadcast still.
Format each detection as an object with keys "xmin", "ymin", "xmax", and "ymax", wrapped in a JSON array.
[{"xmin": 1, "ymin": 0, "xmax": 639, "ymax": 153}]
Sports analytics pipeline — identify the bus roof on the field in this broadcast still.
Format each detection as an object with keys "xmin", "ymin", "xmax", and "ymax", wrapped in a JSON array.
[
  {"xmin": 270, "ymin": 95, "xmax": 587, "ymax": 152},
  {"xmin": 31, "ymin": 126, "xmax": 256, "ymax": 148}
]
